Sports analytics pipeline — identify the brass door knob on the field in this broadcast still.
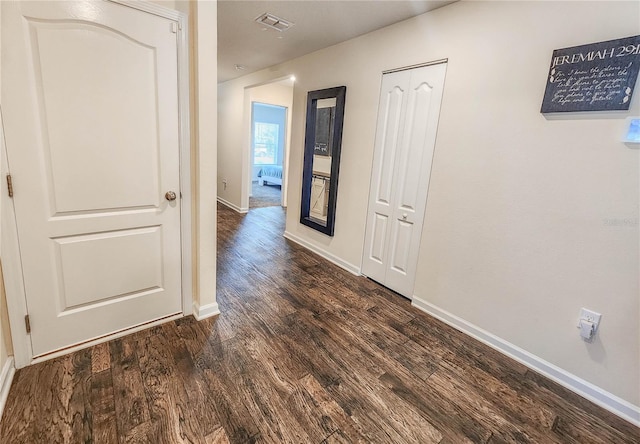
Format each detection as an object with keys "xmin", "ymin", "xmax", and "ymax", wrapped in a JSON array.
[{"xmin": 165, "ymin": 191, "xmax": 177, "ymax": 201}]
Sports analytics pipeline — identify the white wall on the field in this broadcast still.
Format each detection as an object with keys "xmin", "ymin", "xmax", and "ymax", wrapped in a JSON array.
[
  {"xmin": 191, "ymin": 0, "xmax": 218, "ymax": 317},
  {"xmin": 413, "ymin": 1, "xmax": 639, "ymax": 411},
  {"xmin": 218, "ymin": 83, "xmax": 244, "ymax": 207},
  {"xmin": 218, "ymin": 0, "xmax": 639, "ymax": 415}
]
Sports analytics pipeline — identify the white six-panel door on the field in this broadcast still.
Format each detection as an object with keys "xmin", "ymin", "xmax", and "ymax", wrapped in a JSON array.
[
  {"xmin": 2, "ymin": 1, "xmax": 183, "ymax": 357},
  {"xmin": 362, "ymin": 63, "xmax": 447, "ymax": 298}
]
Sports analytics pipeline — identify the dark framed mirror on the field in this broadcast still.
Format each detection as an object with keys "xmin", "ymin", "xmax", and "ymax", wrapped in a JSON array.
[{"xmin": 300, "ymin": 86, "xmax": 346, "ymax": 236}]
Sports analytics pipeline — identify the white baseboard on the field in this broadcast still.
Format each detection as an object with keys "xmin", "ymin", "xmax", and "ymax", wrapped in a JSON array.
[
  {"xmin": 283, "ymin": 231, "xmax": 361, "ymax": 275},
  {"xmin": 0, "ymin": 356, "xmax": 15, "ymax": 421},
  {"xmin": 217, "ymin": 197, "xmax": 248, "ymax": 214},
  {"xmin": 411, "ymin": 296, "xmax": 640, "ymax": 427},
  {"xmin": 193, "ymin": 301, "xmax": 220, "ymax": 321}
]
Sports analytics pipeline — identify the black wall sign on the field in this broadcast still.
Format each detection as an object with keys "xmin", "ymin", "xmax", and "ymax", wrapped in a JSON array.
[{"xmin": 541, "ymin": 35, "xmax": 640, "ymax": 113}]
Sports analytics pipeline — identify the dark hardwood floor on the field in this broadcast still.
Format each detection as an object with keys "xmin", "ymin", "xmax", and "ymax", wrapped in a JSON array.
[{"xmin": 1, "ymin": 203, "xmax": 638, "ymax": 443}]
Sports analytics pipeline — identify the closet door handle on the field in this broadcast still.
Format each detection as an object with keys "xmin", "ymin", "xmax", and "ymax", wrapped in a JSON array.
[{"xmin": 402, "ymin": 213, "xmax": 408, "ymax": 220}]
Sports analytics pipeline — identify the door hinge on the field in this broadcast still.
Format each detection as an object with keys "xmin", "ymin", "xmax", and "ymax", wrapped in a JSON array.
[
  {"xmin": 6, "ymin": 174, "xmax": 13, "ymax": 198},
  {"xmin": 25, "ymin": 315, "xmax": 31, "ymax": 334},
  {"xmin": 171, "ymin": 22, "xmax": 178, "ymax": 33}
]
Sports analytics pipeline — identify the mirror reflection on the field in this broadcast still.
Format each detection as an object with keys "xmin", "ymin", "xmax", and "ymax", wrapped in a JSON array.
[
  {"xmin": 300, "ymin": 86, "xmax": 346, "ymax": 236},
  {"xmin": 309, "ymin": 98, "xmax": 336, "ymax": 224}
]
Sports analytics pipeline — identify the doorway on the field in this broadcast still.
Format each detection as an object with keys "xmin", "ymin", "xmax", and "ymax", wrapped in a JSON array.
[
  {"xmin": 242, "ymin": 77, "xmax": 294, "ymax": 211},
  {"xmin": 250, "ymin": 103, "xmax": 287, "ymax": 209}
]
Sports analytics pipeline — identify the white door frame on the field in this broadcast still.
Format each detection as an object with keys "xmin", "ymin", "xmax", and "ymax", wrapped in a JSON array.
[
  {"xmin": 241, "ymin": 75, "xmax": 294, "ymax": 212},
  {"xmin": 1, "ymin": 0, "xmax": 192, "ymax": 368}
]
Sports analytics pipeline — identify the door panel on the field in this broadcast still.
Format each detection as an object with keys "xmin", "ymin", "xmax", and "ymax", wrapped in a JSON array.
[
  {"xmin": 54, "ymin": 226, "xmax": 163, "ymax": 310},
  {"xmin": 375, "ymin": 86, "xmax": 405, "ymax": 205},
  {"xmin": 385, "ymin": 68, "xmax": 444, "ymax": 295},
  {"xmin": 397, "ymin": 82, "xmax": 433, "ymax": 213},
  {"xmin": 361, "ymin": 71, "xmax": 410, "ymax": 282},
  {"xmin": 369, "ymin": 213, "xmax": 388, "ymax": 264},
  {"xmin": 363, "ymin": 64, "xmax": 447, "ymax": 298},
  {"xmin": 389, "ymin": 219, "xmax": 412, "ymax": 274},
  {"xmin": 34, "ymin": 21, "xmax": 161, "ymax": 213},
  {"xmin": 2, "ymin": 1, "xmax": 183, "ymax": 357}
]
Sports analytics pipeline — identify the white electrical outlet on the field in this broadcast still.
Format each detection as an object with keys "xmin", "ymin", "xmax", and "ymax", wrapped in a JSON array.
[{"xmin": 578, "ymin": 308, "xmax": 602, "ymax": 331}]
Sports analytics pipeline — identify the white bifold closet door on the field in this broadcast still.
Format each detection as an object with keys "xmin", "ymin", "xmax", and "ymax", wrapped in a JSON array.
[{"xmin": 362, "ymin": 62, "xmax": 447, "ymax": 299}]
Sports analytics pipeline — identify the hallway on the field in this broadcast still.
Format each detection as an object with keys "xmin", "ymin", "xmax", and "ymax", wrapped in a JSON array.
[{"xmin": 0, "ymin": 204, "xmax": 637, "ymax": 443}]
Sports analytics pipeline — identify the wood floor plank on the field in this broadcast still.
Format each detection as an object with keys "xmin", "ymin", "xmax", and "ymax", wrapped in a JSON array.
[
  {"xmin": 161, "ymin": 321, "xmax": 223, "ymax": 438},
  {"xmin": 427, "ymin": 368, "xmax": 560, "ymax": 443},
  {"xmin": 274, "ymin": 322, "xmax": 343, "ymax": 389},
  {"xmin": 321, "ymin": 429, "xmax": 355, "ymax": 444},
  {"xmin": 397, "ymin": 317, "xmax": 531, "ymax": 386},
  {"xmin": 234, "ymin": 329, "xmax": 304, "ymax": 396},
  {"xmin": 135, "ymin": 327, "xmax": 205, "ymax": 444},
  {"xmin": 91, "ymin": 368, "xmax": 119, "ymax": 444},
  {"xmin": 175, "ymin": 318, "xmax": 262, "ymax": 443},
  {"xmin": 319, "ymin": 305, "xmax": 439, "ymax": 383},
  {"xmin": 289, "ymin": 374, "xmax": 365, "ymax": 443},
  {"xmin": 92, "ymin": 341, "xmax": 111, "ymax": 374},
  {"xmin": 521, "ymin": 370, "xmax": 640, "ymax": 444},
  {"xmin": 220, "ymin": 334, "xmax": 314, "ymax": 444},
  {"xmin": 73, "ymin": 349, "xmax": 94, "ymax": 443},
  {"xmin": 437, "ymin": 358, "xmax": 557, "ymax": 435},
  {"xmin": 379, "ymin": 370, "xmax": 492, "ymax": 443},
  {"xmin": 1, "ymin": 203, "xmax": 638, "ymax": 444},
  {"xmin": 0, "ymin": 365, "xmax": 51, "ymax": 442},
  {"xmin": 5, "ymin": 352, "xmax": 92, "ymax": 443},
  {"xmin": 282, "ymin": 309, "xmax": 445, "ymax": 443},
  {"xmin": 327, "ymin": 373, "xmax": 445, "ymax": 444},
  {"xmin": 205, "ymin": 426, "xmax": 231, "ymax": 444},
  {"xmin": 200, "ymin": 367, "xmax": 262, "ymax": 444},
  {"xmin": 37, "ymin": 356, "xmax": 74, "ymax": 443},
  {"xmin": 109, "ymin": 337, "xmax": 151, "ymax": 441}
]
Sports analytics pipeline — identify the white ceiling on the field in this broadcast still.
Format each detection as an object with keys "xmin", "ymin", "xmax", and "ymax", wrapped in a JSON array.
[{"xmin": 218, "ymin": 1, "xmax": 457, "ymax": 83}]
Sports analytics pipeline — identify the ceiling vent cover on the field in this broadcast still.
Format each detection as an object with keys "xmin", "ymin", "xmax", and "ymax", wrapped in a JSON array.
[{"xmin": 254, "ymin": 12, "xmax": 294, "ymax": 32}]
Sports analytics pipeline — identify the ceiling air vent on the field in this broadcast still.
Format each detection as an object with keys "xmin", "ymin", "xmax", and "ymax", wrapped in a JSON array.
[{"xmin": 254, "ymin": 12, "xmax": 294, "ymax": 32}]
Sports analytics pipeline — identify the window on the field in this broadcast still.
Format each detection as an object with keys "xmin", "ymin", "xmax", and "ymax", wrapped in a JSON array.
[{"xmin": 253, "ymin": 122, "xmax": 279, "ymax": 165}]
